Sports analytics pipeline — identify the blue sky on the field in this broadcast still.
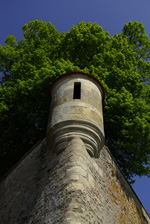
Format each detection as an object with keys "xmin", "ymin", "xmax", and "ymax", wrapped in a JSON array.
[{"xmin": 1, "ymin": 0, "xmax": 150, "ymax": 216}]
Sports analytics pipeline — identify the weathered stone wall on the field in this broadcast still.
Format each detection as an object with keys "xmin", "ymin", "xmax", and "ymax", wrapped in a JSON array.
[
  {"xmin": 96, "ymin": 146, "xmax": 150, "ymax": 223},
  {"xmin": 0, "ymin": 138, "xmax": 149, "ymax": 224}
]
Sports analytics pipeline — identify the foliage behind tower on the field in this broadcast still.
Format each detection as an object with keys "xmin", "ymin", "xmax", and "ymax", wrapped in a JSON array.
[{"xmin": 0, "ymin": 20, "xmax": 150, "ymax": 181}]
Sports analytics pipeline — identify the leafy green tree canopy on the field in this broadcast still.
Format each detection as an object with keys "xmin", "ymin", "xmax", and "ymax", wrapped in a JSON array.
[{"xmin": 0, "ymin": 20, "xmax": 150, "ymax": 182}]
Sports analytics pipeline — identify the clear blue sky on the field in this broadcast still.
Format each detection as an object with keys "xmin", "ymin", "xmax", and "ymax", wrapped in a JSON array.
[{"xmin": 1, "ymin": 0, "xmax": 150, "ymax": 216}]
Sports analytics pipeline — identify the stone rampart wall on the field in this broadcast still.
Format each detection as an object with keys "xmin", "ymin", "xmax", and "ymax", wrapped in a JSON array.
[{"xmin": 0, "ymin": 138, "xmax": 149, "ymax": 224}]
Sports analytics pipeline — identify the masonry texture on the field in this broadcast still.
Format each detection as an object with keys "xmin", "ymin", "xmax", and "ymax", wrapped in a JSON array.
[
  {"xmin": 0, "ymin": 138, "xmax": 149, "ymax": 224},
  {"xmin": 0, "ymin": 72, "xmax": 150, "ymax": 223},
  {"xmin": 46, "ymin": 72, "xmax": 105, "ymax": 157}
]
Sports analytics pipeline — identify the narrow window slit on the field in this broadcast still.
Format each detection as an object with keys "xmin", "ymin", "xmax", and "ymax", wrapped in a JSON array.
[{"xmin": 73, "ymin": 82, "xmax": 81, "ymax": 99}]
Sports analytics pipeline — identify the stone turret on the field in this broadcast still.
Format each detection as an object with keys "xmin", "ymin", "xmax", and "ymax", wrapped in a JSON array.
[
  {"xmin": 1, "ymin": 71, "xmax": 149, "ymax": 224},
  {"xmin": 46, "ymin": 71, "xmax": 105, "ymax": 157}
]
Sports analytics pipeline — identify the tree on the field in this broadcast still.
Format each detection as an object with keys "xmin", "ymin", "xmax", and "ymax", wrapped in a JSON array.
[{"xmin": 0, "ymin": 20, "xmax": 150, "ymax": 182}]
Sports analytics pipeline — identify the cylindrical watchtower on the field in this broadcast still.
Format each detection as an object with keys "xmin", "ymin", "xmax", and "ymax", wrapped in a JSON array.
[{"xmin": 46, "ymin": 71, "xmax": 105, "ymax": 157}]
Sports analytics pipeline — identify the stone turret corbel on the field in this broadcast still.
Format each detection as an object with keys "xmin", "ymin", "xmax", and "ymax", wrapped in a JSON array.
[{"xmin": 46, "ymin": 71, "xmax": 105, "ymax": 157}]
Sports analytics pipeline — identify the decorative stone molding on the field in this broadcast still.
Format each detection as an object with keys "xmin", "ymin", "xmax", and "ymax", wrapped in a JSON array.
[{"xmin": 46, "ymin": 71, "xmax": 105, "ymax": 157}]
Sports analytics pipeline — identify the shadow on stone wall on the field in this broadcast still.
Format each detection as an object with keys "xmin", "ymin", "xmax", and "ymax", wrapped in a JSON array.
[
  {"xmin": 0, "ymin": 139, "xmax": 49, "ymax": 223},
  {"xmin": 0, "ymin": 140, "xmax": 149, "ymax": 224}
]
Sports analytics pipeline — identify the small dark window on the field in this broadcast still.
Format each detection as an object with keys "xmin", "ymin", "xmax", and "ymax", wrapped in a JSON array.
[{"xmin": 73, "ymin": 82, "xmax": 81, "ymax": 99}]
